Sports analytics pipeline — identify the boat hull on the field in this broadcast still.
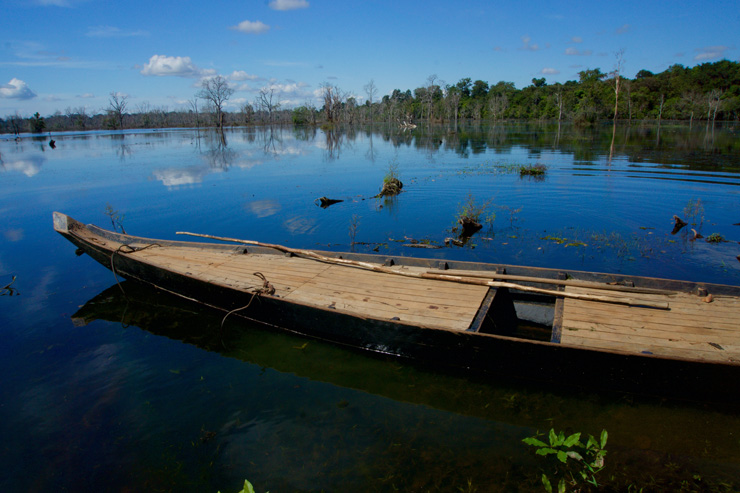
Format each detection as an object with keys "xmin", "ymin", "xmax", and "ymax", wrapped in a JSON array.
[{"xmin": 53, "ymin": 212, "xmax": 740, "ymax": 403}]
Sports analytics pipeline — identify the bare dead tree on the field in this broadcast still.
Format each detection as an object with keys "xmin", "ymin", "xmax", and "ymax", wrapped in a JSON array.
[
  {"xmin": 241, "ymin": 102, "xmax": 254, "ymax": 125},
  {"xmin": 445, "ymin": 85, "xmax": 461, "ymax": 127},
  {"xmin": 188, "ymin": 97, "xmax": 200, "ymax": 129},
  {"xmin": 321, "ymin": 83, "xmax": 344, "ymax": 123},
  {"xmin": 554, "ymin": 90, "xmax": 564, "ymax": 122},
  {"xmin": 488, "ymin": 94, "xmax": 508, "ymax": 121},
  {"xmin": 610, "ymin": 49, "xmax": 625, "ymax": 121},
  {"xmin": 363, "ymin": 79, "xmax": 378, "ymax": 123},
  {"xmin": 65, "ymin": 106, "xmax": 88, "ymax": 130},
  {"xmin": 197, "ymin": 75, "xmax": 234, "ymax": 135},
  {"xmin": 303, "ymin": 99, "xmax": 317, "ymax": 125},
  {"xmin": 424, "ymin": 74, "xmax": 439, "ymax": 123},
  {"xmin": 108, "ymin": 92, "xmax": 128, "ymax": 129},
  {"xmin": 680, "ymin": 91, "xmax": 703, "ymax": 127},
  {"xmin": 258, "ymin": 87, "xmax": 281, "ymax": 124},
  {"xmin": 707, "ymin": 89, "xmax": 724, "ymax": 123}
]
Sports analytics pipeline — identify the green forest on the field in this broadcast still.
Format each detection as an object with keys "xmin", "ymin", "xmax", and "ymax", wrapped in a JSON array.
[{"xmin": 2, "ymin": 59, "xmax": 739, "ymax": 134}]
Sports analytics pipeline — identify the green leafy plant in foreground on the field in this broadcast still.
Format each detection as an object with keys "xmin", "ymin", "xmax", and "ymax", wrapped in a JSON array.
[
  {"xmin": 219, "ymin": 479, "xmax": 267, "ymax": 493},
  {"xmin": 523, "ymin": 428, "xmax": 608, "ymax": 492}
]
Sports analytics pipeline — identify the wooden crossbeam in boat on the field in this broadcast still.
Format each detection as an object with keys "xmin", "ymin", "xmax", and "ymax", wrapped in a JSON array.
[{"xmin": 175, "ymin": 232, "xmax": 670, "ymax": 310}]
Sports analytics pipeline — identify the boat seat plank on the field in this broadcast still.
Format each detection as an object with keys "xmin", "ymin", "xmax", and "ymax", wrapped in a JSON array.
[
  {"xmin": 560, "ymin": 286, "xmax": 740, "ymax": 364},
  {"xmin": 127, "ymin": 247, "xmax": 489, "ymax": 331}
]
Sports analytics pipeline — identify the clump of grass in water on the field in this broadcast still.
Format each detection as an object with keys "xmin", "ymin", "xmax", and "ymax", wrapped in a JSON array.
[
  {"xmin": 456, "ymin": 194, "xmax": 495, "ymax": 237},
  {"xmin": 706, "ymin": 233, "xmax": 724, "ymax": 243},
  {"xmin": 377, "ymin": 161, "xmax": 403, "ymax": 197},
  {"xmin": 520, "ymin": 164, "xmax": 547, "ymax": 177}
]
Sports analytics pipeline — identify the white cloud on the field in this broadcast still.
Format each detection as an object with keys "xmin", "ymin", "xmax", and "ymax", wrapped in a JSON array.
[
  {"xmin": 229, "ymin": 70, "xmax": 260, "ymax": 81},
  {"xmin": 520, "ymin": 35, "xmax": 540, "ymax": 51},
  {"xmin": 153, "ymin": 167, "xmax": 213, "ymax": 188},
  {"xmin": 2, "ymin": 156, "xmax": 46, "ymax": 177},
  {"xmin": 264, "ymin": 82, "xmax": 308, "ymax": 94},
  {"xmin": 0, "ymin": 78, "xmax": 37, "ymax": 100},
  {"xmin": 694, "ymin": 45, "xmax": 729, "ymax": 61},
  {"xmin": 86, "ymin": 25, "xmax": 148, "ymax": 38},
  {"xmin": 269, "ymin": 0, "xmax": 309, "ymax": 10},
  {"xmin": 140, "ymin": 55, "xmax": 213, "ymax": 77},
  {"xmin": 541, "ymin": 68, "xmax": 560, "ymax": 75},
  {"xmin": 231, "ymin": 20, "xmax": 270, "ymax": 34},
  {"xmin": 571, "ymin": 36, "xmax": 582, "ymax": 43},
  {"xmin": 615, "ymin": 24, "xmax": 630, "ymax": 34},
  {"xmin": 78, "ymin": 92, "xmax": 95, "ymax": 98},
  {"xmin": 565, "ymin": 47, "xmax": 592, "ymax": 56}
]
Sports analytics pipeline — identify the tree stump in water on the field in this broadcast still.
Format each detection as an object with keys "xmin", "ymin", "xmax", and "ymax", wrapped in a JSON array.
[
  {"xmin": 458, "ymin": 217, "xmax": 482, "ymax": 237},
  {"xmin": 316, "ymin": 197, "xmax": 343, "ymax": 208},
  {"xmin": 377, "ymin": 178, "xmax": 403, "ymax": 197},
  {"xmin": 672, "ymin": 215, "xmax": 687, "ymax": 234}
]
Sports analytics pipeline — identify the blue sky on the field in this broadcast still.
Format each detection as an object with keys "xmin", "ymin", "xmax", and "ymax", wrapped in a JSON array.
[{"xmin": 1, "ymin": 0, "xmax": 738, "ymax": 117}]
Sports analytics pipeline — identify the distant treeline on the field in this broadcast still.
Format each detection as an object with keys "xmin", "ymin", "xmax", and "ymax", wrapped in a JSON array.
[{"xmin": 2, "ymin": 59, "xmax": 738, "ymax": 134}]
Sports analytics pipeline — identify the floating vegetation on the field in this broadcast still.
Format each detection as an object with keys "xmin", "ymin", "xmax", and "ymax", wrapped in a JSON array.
[
  {"xmin": 542, "ymin": 235, "xmax": 567, "ymax": 244},
  {"xmin": 706, "ymin": 233, "xmax": 725, "ymax": 243},
  {"xmin": 541, "ymin": 236, "xmax": 587, "ymax": 248},
  {"xmin": 519, "ymin": 164, "xmax": 547, "ymax": 177},
  {"xmin": 540, "ymin": 228, "xmax": 678, "ymax": 261},
  {"xmin": 457, "ymin": 161, "xmax": 529, "ymax": 176}
]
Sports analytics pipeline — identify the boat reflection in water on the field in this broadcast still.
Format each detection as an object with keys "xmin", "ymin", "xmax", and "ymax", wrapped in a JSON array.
[{"xmin": 71, "ymin": 280, "xmax": 740, "ymax": 490}]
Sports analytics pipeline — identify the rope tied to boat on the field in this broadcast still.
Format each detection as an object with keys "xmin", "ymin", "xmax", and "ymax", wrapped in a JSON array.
[
  {"xmin": 110, "ymin": 243, "xmax": 161, "ymax": 295},
  {"xmin": 220, "ymin": 272, "xmax": 275, "ymax": 331}
]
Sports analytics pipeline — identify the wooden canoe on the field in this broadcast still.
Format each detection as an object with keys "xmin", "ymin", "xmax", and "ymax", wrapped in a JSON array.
[{"xmin": 53, "ymin": 212, "xmax": 740, "ymax": 402}]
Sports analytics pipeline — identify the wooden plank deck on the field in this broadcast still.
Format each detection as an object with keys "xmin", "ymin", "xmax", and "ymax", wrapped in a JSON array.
[
  {"xmin": 130, "ymin": 246, "xmax": 490, "ymax": 331},
  {"xmin": 559, "ymin": 286, "xmax": 740, "ymax": 364}
]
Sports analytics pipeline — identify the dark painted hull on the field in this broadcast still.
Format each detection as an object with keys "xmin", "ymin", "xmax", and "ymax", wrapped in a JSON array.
[{"xmin": 54, "ymin": 212, "xmax": 740, "ymax": 404}]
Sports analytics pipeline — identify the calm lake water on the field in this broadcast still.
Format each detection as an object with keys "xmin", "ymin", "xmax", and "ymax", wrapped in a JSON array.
[{"xmin": 1, "ymin": 123, "xmax": 739, "ymax": 492}]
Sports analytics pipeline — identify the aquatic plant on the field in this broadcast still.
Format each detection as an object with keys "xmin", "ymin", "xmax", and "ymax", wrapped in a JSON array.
[
  {"xmin": 498, "ymin": 204, "xmax": 523, "ymax": 226},
  {"xmin": 456, "ymin": 194, "xmax": 495, "ymax": 237},
  {"xmin": 706, "ymin": 233, "xmax": 725, "ymax": 243},
  {"xmin": 378, "ymin": 161, "xmax": 403, "ymax": 197},
  {"xmin": 520, "ymin": 164, "xmax": 547, "ymax": 177},
  {"xmin": 523, "ymin": 428, "xmax": 608, "ymax": 492},
  {"xmin": 218, "ymin": 479, "xmax": 265, "ymax": 493},
  {"xmin": 682, "ymin": 198, "xmax": 704, "ymax": 226},
  {"xmin": 1, "ymin": 275, "xmax": 19, "ymax": 296},
  {"xmin": 349, "ymin": 214, "xmax": 360, "ymax": 245},
  {"xmin": 103, "ymin": 203, "xmax": 126, "ymax": 234}
]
